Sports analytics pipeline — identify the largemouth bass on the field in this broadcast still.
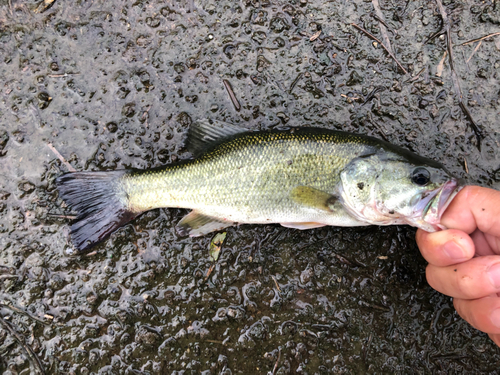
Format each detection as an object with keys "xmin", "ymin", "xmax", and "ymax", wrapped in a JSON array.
[{"xmin": 56, "ymin": 121, "xmax": 461, "ymax": 252}]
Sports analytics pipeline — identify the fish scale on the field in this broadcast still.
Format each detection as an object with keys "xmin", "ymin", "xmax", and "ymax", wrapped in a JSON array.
[{"xmin": 123, "ymin": 132, "xmax": 368, "ymax": 222}]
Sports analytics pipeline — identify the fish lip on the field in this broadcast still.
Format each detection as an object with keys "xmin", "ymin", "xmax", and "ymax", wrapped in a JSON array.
[
  {"xmin": 402, "ymin": 179, "xmax": 462, "ymax": 231},
  {"xmin": 420, "ymin": 179, "xmax": 462, "ymax": 230}
]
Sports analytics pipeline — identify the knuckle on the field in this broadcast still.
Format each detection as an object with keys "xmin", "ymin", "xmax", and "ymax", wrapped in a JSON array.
[
  {"xmin": 454, "ymin": 299, "xmax": 478, "ymax": 330},
  {"xmin": 455, "ymin": 273, "xmax": 478, "ymax": 299}
]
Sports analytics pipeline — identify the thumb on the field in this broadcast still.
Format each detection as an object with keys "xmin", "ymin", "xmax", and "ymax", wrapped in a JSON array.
[{"xmin": 440, "ymin": 186, "xmax": 500, "ymax": 236}]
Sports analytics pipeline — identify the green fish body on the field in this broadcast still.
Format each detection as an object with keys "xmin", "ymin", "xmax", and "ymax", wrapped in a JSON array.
[{"xmin": 56, "ymin": 121, "xmax": 460, "ymax": 252}]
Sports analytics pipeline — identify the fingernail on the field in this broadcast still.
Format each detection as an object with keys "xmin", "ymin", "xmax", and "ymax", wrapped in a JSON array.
[
  {"xmin": 488, "ymin": 263, "xmax": 500, "ymax": 289},
  {"xmin": 491, "ymin": 308, "xmax": 500, "ymax": 329},
  {"xmin": 443, "ymin": 241, "xmax": 468, "ymax": 261}
]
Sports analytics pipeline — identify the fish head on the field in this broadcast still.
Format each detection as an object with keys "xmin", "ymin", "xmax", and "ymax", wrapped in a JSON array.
[{"xmin": 339, "ymin": 152, "xmax": 462, "ymax": 232}]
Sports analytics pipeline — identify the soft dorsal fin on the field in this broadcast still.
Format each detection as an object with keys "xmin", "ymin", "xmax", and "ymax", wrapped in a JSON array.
[{"xmin": 186, "ymin": 119, "xmax": 250, "ymax": 156}]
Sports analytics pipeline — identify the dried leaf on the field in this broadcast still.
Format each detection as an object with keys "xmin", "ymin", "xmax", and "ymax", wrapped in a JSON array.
[
  {"xmin": 436, "ymin": 51, "xmax": 447, "ymax": 77},
  {"xmin": 35, "ymin": 0, "xmax": 56, "ymax": 13},
  {"xmin": 209, "ymin": 232, "xmax": 227, "ymax": 262},
  {"xmin": 309, "ymin": 30, "xmax": 321, "ymax": 42}
]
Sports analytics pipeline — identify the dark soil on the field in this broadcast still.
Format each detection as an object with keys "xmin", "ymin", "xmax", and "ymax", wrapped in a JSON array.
[{"xmin": 1, "ymin": 0, "xmax": 500, "ymax": 373}]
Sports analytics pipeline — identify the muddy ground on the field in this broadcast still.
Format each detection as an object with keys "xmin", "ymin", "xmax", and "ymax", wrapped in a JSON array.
[{"xmin": 1, "ymin": 0, "xmax": 500, "ymax": 373}]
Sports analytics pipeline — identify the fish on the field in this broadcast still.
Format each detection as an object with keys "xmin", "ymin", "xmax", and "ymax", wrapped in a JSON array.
[{"xmin": 56, "ymin": 120, "xmax": 462, "ymax": 252}]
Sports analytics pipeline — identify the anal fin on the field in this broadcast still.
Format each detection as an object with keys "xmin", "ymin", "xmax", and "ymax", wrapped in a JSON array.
[{"xmin": 176, "ymin": 211, "xmax": 235, "ymax": 237}]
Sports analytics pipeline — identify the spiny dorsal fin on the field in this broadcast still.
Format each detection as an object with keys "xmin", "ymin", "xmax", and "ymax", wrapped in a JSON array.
[
  {"xmin": 176, "ymin": 210, "xmax": 235, "ymax": 237},
  {"xmin": 186, "ymin": 119, "xmax": 250, "ymax": 156},
  {"xmin": 290, "ymin": 186, "xmax": 338, "ymax": 212}
]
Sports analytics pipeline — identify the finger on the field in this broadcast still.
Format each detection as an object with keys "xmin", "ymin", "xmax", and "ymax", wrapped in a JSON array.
[
  {"xmin": 416, "ymin": 228, "xmax": 474, "ymax": 266},
  {"xmin": 441, "ymin": 186, "xmax": 500, "ymax": 238},
  {"xmin": 426, "ymin": 256, "xmax": 500, "ymax": 299},
  {"xmin": 489, "ymin": 333, "xmax": 500, "ymax": 347},
  {"xmin": 454, "ymin": 296, "xmax": 500, "ymax": 335},
  {"xmin": 470, "ymin": 229, "xmax": 500, "ymax": 256}
]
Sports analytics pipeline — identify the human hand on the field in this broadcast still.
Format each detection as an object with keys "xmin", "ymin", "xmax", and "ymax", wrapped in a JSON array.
[{"xmin": 416, "ymin": 186, "xmax": 500, "ymax": 346}]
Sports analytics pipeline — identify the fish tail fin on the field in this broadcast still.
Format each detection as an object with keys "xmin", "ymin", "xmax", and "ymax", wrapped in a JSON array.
[{"xmin": 56, "ymin": 170, "xmax": 137, "ymax": 252}]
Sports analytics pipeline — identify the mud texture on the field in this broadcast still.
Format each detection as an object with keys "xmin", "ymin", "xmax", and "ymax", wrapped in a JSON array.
[{"xmin": 1, "ymin": 0, "xmax": 500, "ymax": 373}]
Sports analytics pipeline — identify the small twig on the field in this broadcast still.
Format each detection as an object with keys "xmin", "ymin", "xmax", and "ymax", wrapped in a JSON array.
[
  {"xmin": 466, "ymin": 40, "xmax": 482, "ymax": 63},
  {"xmin": 141, "ymin": 105, "xmax": 152, "ymax": 127},
  {"xmin": 311, "ymin": 324, "xmax": 332, "ymax": 330},
  {"xmin": 47, "ymin": 214, "xmax": 78, "ymax": 220},
  {"xmin": 351, "ymin": 23, "xmax": 408, "ymax": 74},
  {"xmin": 299, "ymin": 236, "xmax": 332, "ymax": 251},
  {"xmin": 461, "ymin": 49, "xmax": 470, "ymax": 71},
  {"xmin": 47, "ymin": 143, "xmax": 76, "ymax": 172},
  {"xmin": 424, "ymin": 28, "xmax": 444, "ymax": 45},
  {"xmin": 272, "ymin": 348, "xmax": 281, "ymax": 375},
  {"xmin": 458, "ymin": 102, "xmax": 482, "ymax": 147},
  {"xmin": 463, "ymin": 156, "xmax": 468, "ymax": 174},
  {"xmin": 0, "ymin": 275, "xmax": 18, "ymax": 280},
  {"xmin": 271, "ymin": 275, "xmax": 281, "ymax": 293},
  {"xmin": 370, "ymin": 12, "xmax": 395, "ymax": 35},
  {"xmin": 363, "ymin": 333, "xmax": 373, "ymax": 362},
  {"xmin": 204, "ymin": 264, "xmax": 216, "ymax": 282},
  {"xmin": 345, "ymin": 251, "xmax": 368, "ymax": 267},
  {"xmin": 395, "ymin": 0, "xmax": 411, "ymax": 22},
  {"xmin": 434, "ymin": 0, "xmax": 482, "ymax": 149},
  {"xmin": 300, "ymin": 329, "xmax": 318, "ymax": 339},
  {"xmin": 299, "ymin": 236, "xmax": 366, "ymax": 267},
  {"xmin": 0, "ymin": 301, "xmax": 47, "ymax": 324},
  {"xmin": 222, "ymin": 79, "xmax": 241, "ymax": 112},
  {"xmin": 0, "ymin": 318, "xmax": 46, "ymax": 375},
  {"xmin": 435, "ymin": 0, "xmax": 454, "ymax": 67},
  {"xmin": 363, "ymin": 86, "xmax": 385, "ymax": 105},
  {"xmin": 372, "ymin": 0, "xmax": 393, "ymax": 54},
  {"xmin": 436, "ymin": 51, "xmax": 447, "ymax": 77},
  {"xmin": 368, "ymin": 115, "xmax": 390, "ymax": 142},
  {"xmin": 458, "ymin": 32, "xmax": 500, "ymax": 46},
  {"xmin": 205, "ymin": 339, "xmax": 224, "ymax": 344},
  {"xmin": 289, "ymin": 73, "xmax": 303, "ymax": 94},
  {"xmin": 358, "ymin": 300, "xmax": 390, "ymax": 312},
  {"xmin": 309, "ymin": 30, "xmax": 321, "ymax": 41},
  {"xmin": 341, "ymin": 93, "xmax": 361, "ymax": 101},
  {"xmin": 405, "ymin": 67, "xmax": 426, "ymax": 83},
  {"xmin": 47, "ymin": 72, "xmax": 80, "ymax": 78},
  {"xmin": 35, "ymin": 0, "xmax": 55, "ymax": 13}
]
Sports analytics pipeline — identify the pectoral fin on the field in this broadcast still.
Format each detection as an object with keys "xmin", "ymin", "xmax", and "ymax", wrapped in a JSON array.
[
  {"xmin": 176, "ymin": 211, "xmax": 235, "ymax": 237},
  {"xmin": 290, "ymin": 186, "xmax": 338, "ymax": 212}
]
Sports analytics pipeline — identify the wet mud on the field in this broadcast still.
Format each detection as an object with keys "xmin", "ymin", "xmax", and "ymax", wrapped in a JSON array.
[{"xmin": 1, "ymin": 0, "xmax": 500, "ymax": 373}]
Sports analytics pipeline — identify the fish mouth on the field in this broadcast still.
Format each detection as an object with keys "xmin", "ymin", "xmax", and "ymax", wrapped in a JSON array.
[{"xmin": 410, "ymin": 179, "xmax": 462, "ymax": 231}]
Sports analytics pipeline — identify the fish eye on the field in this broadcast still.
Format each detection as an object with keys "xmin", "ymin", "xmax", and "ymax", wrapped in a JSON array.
[{"xmin": 411, "ymin": 167, "xmax": 431, "ymax": 186}]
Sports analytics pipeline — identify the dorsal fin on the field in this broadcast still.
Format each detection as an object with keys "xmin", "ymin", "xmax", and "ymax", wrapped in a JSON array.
[{"xmin": 186, "ymin": 119, "xmax": 250, "ymax": 156}]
